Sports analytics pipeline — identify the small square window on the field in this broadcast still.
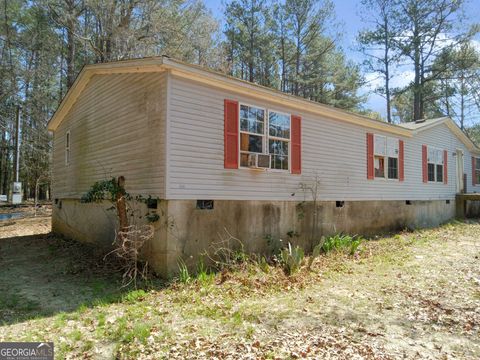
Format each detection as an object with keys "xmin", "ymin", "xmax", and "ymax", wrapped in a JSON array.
[
  {"xmin": 65, "ymin": 130, "xmax": 71, "ymax": 166},
  {"xmin": 196, "ymin": 200, "xmax": 214, "ymax": 210}
]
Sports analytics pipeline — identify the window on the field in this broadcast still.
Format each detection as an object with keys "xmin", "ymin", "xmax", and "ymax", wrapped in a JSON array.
[
  {"xmin": 240, "ymin": 104, "xmax": 265, "ymax": 167},
  {"xmin": 268, "ymin": 111, "xmax": 290, "ymax": 170},
  {"xmin": 475, "ymin": 158, "xmax": 480, "ymax": 184},
  {"xmin": 374, "ymin": 135, "xmax": 399, "ymax": 179},
  {"xmin": 427, "ymin": 147, "xmax": 444, "ymax": 183},
  {"xmin": 239, "ymin": 104, "xmax": 291, "ymax": 170},
  {"xmin": 196, "ymin": 200, "xmax": 214, "ymax": 210},
  {"xmin": 65, "ymin": 130, "xmax": 71, "ymax": 165}
]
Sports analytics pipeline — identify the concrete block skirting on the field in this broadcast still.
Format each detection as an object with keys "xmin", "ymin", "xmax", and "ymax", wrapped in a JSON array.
[{"xmin": 52, "ymin": 199, "xmax": 455, "ymax": 278}]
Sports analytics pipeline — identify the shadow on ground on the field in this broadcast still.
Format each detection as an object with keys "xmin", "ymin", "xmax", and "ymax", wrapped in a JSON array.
[{"xmin": 0, "ymin": 231, "xmax": 161, "ymax": 325}]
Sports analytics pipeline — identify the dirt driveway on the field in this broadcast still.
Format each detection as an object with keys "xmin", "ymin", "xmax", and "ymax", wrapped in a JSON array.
[
  {"xmin": 0, "ymin": 216, "xmax": 124, "ymax": 324},
  {"xmin": 0, "ymin": 217, "xmax": 479, "ymax": 359}
]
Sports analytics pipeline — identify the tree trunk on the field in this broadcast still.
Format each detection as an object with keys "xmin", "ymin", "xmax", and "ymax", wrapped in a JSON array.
[
  {"xmin": 115, "ymin": 176, "xmax": 128, "ymax": 242},
  {"xmin": 34, "ymin": 178, "xmax": 39, "ymax": 217},
  {"xmin": 383, "ymin": 16, "xmax": 392, "ymax": 123},
  {"xmin": 295, "ymin": 33, "xmax": 301, "ymax": 96},
  {"xmin": 460, "ymin": 72, "xmax": 465, "ymax": 130},
  {"xmin": 65, "ymin": 0, "xmax": 76, "ymax": 89}
]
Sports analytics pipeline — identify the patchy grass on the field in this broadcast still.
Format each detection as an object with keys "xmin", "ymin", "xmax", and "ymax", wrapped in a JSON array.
[{"xmin": 0, "ymin": 217, "xmax": 479, "ymax": 359}]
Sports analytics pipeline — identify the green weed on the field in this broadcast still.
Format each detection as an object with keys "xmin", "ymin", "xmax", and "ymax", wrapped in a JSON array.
[
  {"xmin": 322, "ymin": 233, "xmax": 363, "ymax": 255},
  {"xmin": 279, "ymin": 243, "xmax": 304, "ymax": 275},
  {"xmin": 177, "ymin": 259, "xmax": 191, "ymax": 284}
]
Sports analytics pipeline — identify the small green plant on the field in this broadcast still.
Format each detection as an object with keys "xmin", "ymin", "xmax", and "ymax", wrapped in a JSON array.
[
  {"xmin": 196, "ymin": 258, "xmax": 214, "ymax": 285},
  {"xmin": 128, "ymin": 322, "xmax": 151, "ymax": 344},
  {"xmin": 177, "ymin": 259, "xmax": 191, "ymax": 284},
  {"xmin": 349, "ymin": 237, "xmax": 362, "ymax": 255},
  {"xmin": 307, "ymin": 242, "xmax": 322, "ymax": 270},
  {"xmin": 122, "ymin": 289, "xmax": 147, "ymax": 303},
  {"xmin": 279, "ymin": 243, "xmax": 304, "ymax": 275},
  {"xmin": 322, "ymin": 233, "xmax": 363, "ymax": 255},
  {"xmin": 232, "ymin": 249, "xmax": 249, "ymax": 264},
  {"xmin": 258, "ymin": 256, "xmax": 270, "ymax": 273},
  {"xmin": 81, "ymin": 177, "xmax": 123, "ymax": 203}
]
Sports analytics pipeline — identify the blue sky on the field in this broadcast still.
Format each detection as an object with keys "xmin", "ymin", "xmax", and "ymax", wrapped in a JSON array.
[{"xmin": 204, "ymin": 0, "xmax": 480, "ymax": 121}]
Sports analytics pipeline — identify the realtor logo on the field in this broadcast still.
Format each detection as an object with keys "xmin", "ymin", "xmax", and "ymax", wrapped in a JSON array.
[{"xmin": 0, "ymin": 342, "xmax": 54, "ymax": 360}]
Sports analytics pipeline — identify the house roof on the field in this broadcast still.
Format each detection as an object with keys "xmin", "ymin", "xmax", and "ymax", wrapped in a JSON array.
[
  {"xmin": 47, "ymin": 56, "xmax": 479, "ymax": 154},
  {"xmin": 47, "ymin": 56, "xmax": 411, "ymax": 137},
  {"xmin": 397, "ymin": 117, "xmax": 449, "ymax": 130},
  {"xmin": 398, "ymin": 117, "xmax": 479, "ymax": 154}
]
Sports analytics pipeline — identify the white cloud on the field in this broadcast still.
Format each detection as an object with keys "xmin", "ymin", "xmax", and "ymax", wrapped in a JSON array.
[
  {"xmin": 470, "ymin": 39, "xmax": 480, "ymax": 52},
  {"xmin": 390, "ymin": 70, "xmax": 415, "ymax": 89},
  {"xmin": 362, "ymin": 72, "xmax": 384, "ymax": 91}
]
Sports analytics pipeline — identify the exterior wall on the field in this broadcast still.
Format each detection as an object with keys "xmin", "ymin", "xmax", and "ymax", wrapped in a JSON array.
[
  {"xmin": 51, "ymin": 198, "xmax": 455, "ymax": 278},
  {"xmin": 465, "ymin": 151, "xmax": 480, "ymax": 194},
  {"xmin": 52, "ymin": 72, "xmax": 167, "ymax": 200},
  {"xmin": 52, "ymin": 199, "xmax": 170, "ymax": 275},
  {"xmin": 49, "ymin": 68, "xmax": 480, "ymax": 279},
  {"xmin": 164, "ymin": 199, "xmax": 454, "ymax": 275},
  {"xmin": 166, "ymin": 74, "xmax": 473, "ymax": 202}
]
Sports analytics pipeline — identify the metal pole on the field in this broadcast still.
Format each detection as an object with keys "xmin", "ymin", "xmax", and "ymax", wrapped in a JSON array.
[{"xmin": 14, "ymin": 106, "xmax": 20, "ymax": 183}]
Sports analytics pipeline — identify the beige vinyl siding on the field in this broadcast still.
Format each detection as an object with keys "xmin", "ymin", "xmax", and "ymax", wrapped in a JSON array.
[
  {"xmin": 52, "ymin": 72, "xmax": 166, "ymax": 199},
  {"xmin": 412, "ymin": 124, "xmax": 480, "ymax": 195},
  {"xmin": 461, "ymin": 145, "xmax": 480, "ymax": 194},
  {"xmin": 166, "ymin": 74, "xmax": 468, "ymax": 201}
]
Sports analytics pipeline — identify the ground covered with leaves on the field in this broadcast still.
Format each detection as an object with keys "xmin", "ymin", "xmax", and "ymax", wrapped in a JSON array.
[{"xmin": 0, "ymin": 217, "xmax": 479, "ymax": 359}]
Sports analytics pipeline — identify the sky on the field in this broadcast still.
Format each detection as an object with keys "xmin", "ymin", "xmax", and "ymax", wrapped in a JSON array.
[{"xmin": 203, "ymin": 0, "xmax": 480, "ymax": 122}]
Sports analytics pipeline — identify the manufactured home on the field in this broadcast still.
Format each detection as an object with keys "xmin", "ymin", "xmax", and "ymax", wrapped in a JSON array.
[{"xmin": 48, "ymin": 57, "xmax": 480, "ymax": 277}]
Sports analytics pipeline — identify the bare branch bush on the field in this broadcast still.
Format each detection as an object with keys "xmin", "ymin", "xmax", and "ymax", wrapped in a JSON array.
[
  {"xmin": 202, "ymin": 227, "xmax": 248, "ymax": 271},
  {"xmin": 105, "ymin": 224, "xmax": 153, "ymax": 288},
  {"xmin": 82, "ymin": 176, "xmax": 160, "ymax": 288}
]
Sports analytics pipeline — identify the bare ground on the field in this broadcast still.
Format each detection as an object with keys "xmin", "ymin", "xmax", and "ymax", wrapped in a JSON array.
[{"xmin": 0, "ymin": 216, "xmax": 479, "ymax": 359}]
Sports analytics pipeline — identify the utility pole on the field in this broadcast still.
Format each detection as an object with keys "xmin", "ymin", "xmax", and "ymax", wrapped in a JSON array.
[
  {"xmin": 12, "ymin": 106, "xmax": 22, "ymax": 204},
  {"xmin": 14, "ymin": 106, "xmax": 20, "ymax": 183}
]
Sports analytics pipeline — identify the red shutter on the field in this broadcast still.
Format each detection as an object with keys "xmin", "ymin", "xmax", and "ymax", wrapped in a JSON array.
[
  {"xmin": 366, "ymin": 133, "xmax": 374, "ymax": 180},
  {"xmin": 422, "ymin": 145, "xmax": 428, "ymax": 183},
  {"xmin": 443, "ymin": 150, "xmax": 448, "ymax": 184},
  {"xmin": 224, "ymin": 99, "xmax": 239, "ymax": 169},
  {"xmin": 399, "ymin": 140, "xmax": 405, "ymax": 182},
  {"xmin": 291, "ymin": 115, "xmax": 301, "ymax": 174},
  {"xmin": 472, "ymin": 157, "xmax": 476, "ymax": 186}
]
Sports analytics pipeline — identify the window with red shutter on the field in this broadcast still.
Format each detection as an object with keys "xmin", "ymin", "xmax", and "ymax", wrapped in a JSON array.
[
  {"xmin": 366, "ymin": 133, "xmax": 374, "ymax": 180},
  {"xmin": 422, "ymin": 145, "xmax": 428, "ymax": 183},
  {"xmin": 369, "ymin": 134, "xmax": 400, "ymax": 180},
  {"xmin": 399, "ymin": 140, "xmax": 405, "ymax": 182},
  {"xmin": 224, "ymin": 99, "xmax": 239, "ymax": 169},
  {"xmin": 290, "ymin": 115, "xmax": 301, "ymax": 174}
]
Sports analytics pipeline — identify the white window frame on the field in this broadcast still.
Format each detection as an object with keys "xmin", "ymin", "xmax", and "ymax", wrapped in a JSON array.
[
  {"xmin": 239, "ymin": 103, "xmax": 267, "ymax": 167},
  {"xmin": 65, "ymin": 130, "xmax": 71, "ymax": 166},
  {"xmin": 373, "ymin": 134, "xmax": 399, "ymax": 181},
  {"xmin": 238, "ymin": 103, "xmax": 291, "ymax": 172},
  {"xmin": 427, "ymin": 146, "xmax": 444, "ymax": 183},
  {"xmin": 267, "ymin": 109, "xmax": 291, "ymax": 172}
]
